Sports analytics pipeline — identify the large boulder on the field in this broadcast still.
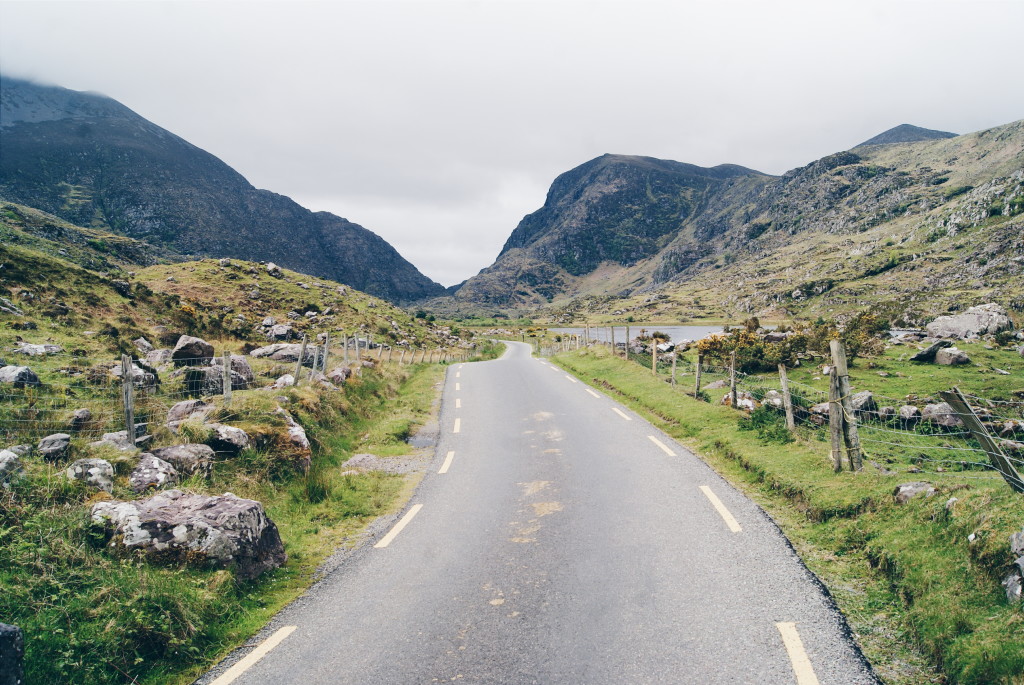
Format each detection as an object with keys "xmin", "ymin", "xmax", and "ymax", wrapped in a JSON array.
[
  {"xmin": 265, "ymin": 324, "xmax": 294, "ymax": 341},
  {"xmin": 90, "ymin": 489, "xmax": 286, "ymax": 580},
  {"xmin": 249, "ymin": 343, "xmax": 314, "ymax": 364},
  {"xmin": 0, "ymin": 365, "xmax": 40, "ymax": 388},
  {"xmin": 66, "ymin": 458, "xmax": 114, "ymax": 492},
  {"xmin": 150, "ymin": 444, "xmax": 215, "ymax": 479},
  {"xmin": 111, "ymin": 361, "xmax": 157, "ymax": 389},
  {"xmin": 220, "ymin": 355, "xmax": 255, "ymax": 386},
  {"xmin": 0, "ymin": 450, "xmax": 23, "ymax": 488},
  {"xmin": 129, "ymin": 454, "xmax": 178, "ymax": 493},
  {"xmin": 14, "ymin": 342, "xmax": 62, "ymax": 356},
  {"xmin": 326, "ymin": 366, "xmax": 352, "ymax": 385},
  {"xmin": 898, "ymin": 405, "xmax": 922, "ymax": 426},
  {"xmin": 145, "ymin": 348, "xmax": 173, "ymax": 367},
  {"xmin": 910, "ymin": 340, "xmax": 952, "ymax": 363},
  {"xmin": 922, "ymin": 402, "xmax": 964, "ymax": 428},
  {"xmin": 935, "ymin": 347, "xmax": 971, "ymax": 366},
  {"xmin": 89, "ymin": 430, "xmax": 149, "ymax": 452},
  {"xmin": 850, "ymin": 391, "xmax": 877, "ymax": 414},
  {"xmin": 0, "ymin": 623, "xmax": 25, "ymax": 685},
  {"xmin": 37, "ymin": 433, "xmax": 71, "ymax": 461},
  {"xmin": 205, "ymin": 423, "xmax": 250, "ymax": 454},
  {"xmin": 893, "ymin": 481, "xmax": 936, "ymax": 504},
  {"xmin": 166, "ymin": 399, "xmax": 214, "ymax": 430},
  {"xmin": 926, "ymin": 303, "xmax": 1013, "ymax": 339},
  {"xmin": 171, "ymin": 335, "xmax": 215, "ymax": 366},
  {"xmin": 184, "ymin": 366, "xmax": 249, "ymax": 396}
]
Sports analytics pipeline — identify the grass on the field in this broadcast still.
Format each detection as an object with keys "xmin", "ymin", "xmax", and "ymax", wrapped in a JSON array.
[
  {"xmin": 1, "ymin": 361, "xmax": 446, "ymax": 685},
  {"xmin": 552, "ymin": 345, "xmax": 1024, "ymax": 685}
]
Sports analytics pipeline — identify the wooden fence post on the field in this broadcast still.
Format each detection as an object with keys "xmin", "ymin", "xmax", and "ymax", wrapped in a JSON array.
[
  {"xmin": 610, "ymin": 326, "xmax": 616, "ymax": 356},
  {"xmin": 939, "ymin": 388, "xmax": 1024, "ymax": 493},
  {"xmin": 778, "ymin": 363, "xmax": 795, "ymax": 431},
  {"xmin": 625, "ymin": 326, "xmax": 630, "ymax": 359},
  {"xmin": 671, "ymin": 353, "xmax": 677, "ymax": 387},
  {"xmin": 652, "ymin": 345, "xmax": 658, "ymax": 376},
  {"xmin": 400, "ymin": 349, "xmax": 406, "ymax": 364},
  {"xmin": 695, "ymin": 353, "xmax": 703, "ymax": 398},
  {"xmin": 121, "ymin": 354, "xmax": 136, "ymax": 448},
  {"xmin": 321, "ymin": 332, "xmax": 330, "ymax": 373},
  {"xmin": 342, "ymin": 332, "xmax": 349, "ymax": 365},
  {"xmin": 354, "ymin": 334, "xmax": 361, "ymax": 362},
  {"xmin": 294, "ymin": 334, "xmax": 308, "ymax": 386},
  {"xmin": 222, "ymin": 350, "xmax": 232, "ymax": 405},
  {"xmin": 829, "ymin": 367, "xmax": 844, "ymax": 472},
  {"xmin": 729, "ymin": 350, "xmax": 738, "ymax": 409},
  {"xmin": 829, "ymin": 339, "xmax": 863, "ymax": 471}
]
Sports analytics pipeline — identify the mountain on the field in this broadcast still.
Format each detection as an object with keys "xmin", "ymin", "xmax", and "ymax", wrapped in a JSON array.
[
  {"xmin": 445, "ymin": 154, "xmax": 774, "ymax": 308},
  {"xmin": 855, "ymin": 123, "xmax": 958, "ymax": 147},
  {"xmin": 0, "ymin": 76, "xmax": 445, "ymax": 304}
]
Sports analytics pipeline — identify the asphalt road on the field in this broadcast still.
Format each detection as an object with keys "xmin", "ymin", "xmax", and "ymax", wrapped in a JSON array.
[{"xmin": 199, "ymin": 341, "xmax": 878, "ymax": 684}]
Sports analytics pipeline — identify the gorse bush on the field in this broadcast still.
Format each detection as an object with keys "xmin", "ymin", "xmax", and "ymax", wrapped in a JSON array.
[{"xmin": 737, "ymin": 405, "xmax": 794, "ymax": 444}]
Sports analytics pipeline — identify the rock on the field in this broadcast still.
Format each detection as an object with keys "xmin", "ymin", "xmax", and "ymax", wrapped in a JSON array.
[
  {"xmin": 877, "ymin": 406, "xmax": 896, "ymax": 421},
  {"xmin": 185, "ymin": 366, "xmax": 249, "ymax": 396},
  {"xmin": 66, "ymin": 458, "xmax": 114, "ymax": 492},
  {"xmin": 0, "ymin": 450, "xmax": 23, "ymax": 488},
  {"xmin": 110, "ymin": 279, "xmax": 132, "ymax": 297},
  {"xmin": 910, "ymin": 340, "xmax": 952, "ymax": 363},
  {"xmin": 37, "ymin": 433, "xmax": 71, "ymax": 461},
  {"xmin": 171, "ymin": 335, "xmax": 215, "ymax": 366},
  {"xmin": 149, "ymin": 444, "xmax": 215, "ymax": 479},
  {"xmin": 205, "ymin": 423, "xmax": 250, "ymax": 454},
  {"xmin": 0, "ymin": 365, "xmax": 40, "ymax": 388},
  {"xmin": 90, "ymin": 489, "xmax": 286, "ymax": 580},
  {"xmin": 272, "ymin": 374, "xmax": 295, "ymax": 389},
  {"xmin": 944, "ymin": 497, "xmax": 958, "ymax": 511},
  {"xmin": 999, "ymin": 420, "xmax": 1024, "ymax": 438},
  {"xmin": 810, "ymin": 401, "xmax": 831, "ymax": 416},
  {"xmin": 89, "ymin": 429, "xmax": 149, "ymax": 452},
  {"xmin": 721, "ymin": 391, "xmax": 759, "ymax": 411},
  {"xmin": 275, "ymin": 408, "xmax": 311, "ymax": 472},
  {"xmin": 249, "ymin": 343, "xmax": 314, "ymax": 363},
  {"xmin": 935, "ymin": 347, "xmax": 971, "ymax": 366},
  {"xmin": 0, "ymin": 623, "xmax": 25, "ymax": 685},
  {"xmin": 111, "ymin": 361, "xmax": 157, "ymax": 389},
  {"xmin": 265, "ymin": 323, "xmax": 294, "ymax": 341},
  {"xmin": 893, "ymin": 481, "xmax": 936, "ymax": 503},
  {"xmin": 326, "ymin": 366, "xmax": 352, "ymax": 385},
  {"xmin": 166, "ymin": 399, "xmax": 214, "ymax": 430},
  {"xmin": 6, "ymin": 445, "xmax": 31, "ymax": 457},
  {"xmin": 133, "ymin": 337, "xmax": 154, "ymax": 354},
  {"xmin": 761, "ymin": 389, "xmax": 784, "ymax": 409},
  {"xmin": 219, "ymin": 258, "xmax": 232, "ymax": 267},
  {"xmin": 214, "ymin": 355, "xmax": 255, "ymax": 386},
  {"xmin": 261, "ymin": 316, "xmax": 276, "ymax": 327},
  {"xmin": 145, "ymin": 348, "xmax": 173, "ymax": 366},
  {"xmin": 14, "ymin": 342, "xmax": 62, "ymax": 356},
  {"xmin": 1004, "ymin": 568, "xmax": 1023, "ymax": 604},
  {"xmin": 926, "ymin": 303, "xmax": 1013, "ymax": 339},
  {"xmin": 129, "ymin": 454, "xmax": 178, "ymax": 493},
  {"xmin": 922, "ymin": 402, "xmax": 964, "ymax": 428},
  {"xmin": 851, "ymin": 391, "xmax": 876, "ymax": 414},
  {"xmin": 69, "ymin": 408, "xmax": 92, "ymax": 433},
  {"xmin": 898, "ymin": 405, "xmax": 922, "ymax": 425},
  {"xmin": 1011, "ymin": 529, "xmax": 1024, "ymax": 557},
  {"xmin": 703, "ymin": 379, "xmax": 729, "ymax": 390},
  {"xmin": 266, "ymin": 262, "xmax": 283, "ymax": 278}
]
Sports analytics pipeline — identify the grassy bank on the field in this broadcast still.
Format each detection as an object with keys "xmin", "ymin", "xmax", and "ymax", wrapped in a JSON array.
[
  {"xmin": 1, "ymin": 362, "xmax": 446, "ymax": 685},
  {"xmin": 553, "ymin": 346, "xmax": 1023, "ymax": 685}
]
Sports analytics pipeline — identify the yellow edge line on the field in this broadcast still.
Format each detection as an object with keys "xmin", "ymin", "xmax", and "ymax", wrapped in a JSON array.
[
  {"xmin": 375, "ymin": 503, "xmax": 424, "ymax": 548},
  {"xmin": 699, "ymin": 485, "xmax": 742, "ymax": 533},
  {"xmin": 776, "ymin": 622, "xmax": 821, "ymax": 685},
  {"xmin": 208, "ymin": 625, "xmax": 297, "ymax": 685},
  {"xmin": 647, "ymin": 435, "xmax": 677, "ymax": 456},
  {"xmin": 612, "ymin": 407, "xmax": 632, "ymax": 421},
  {"xmin": 439, "ymin": 450, "xmax": 455, "ymax": 474}
]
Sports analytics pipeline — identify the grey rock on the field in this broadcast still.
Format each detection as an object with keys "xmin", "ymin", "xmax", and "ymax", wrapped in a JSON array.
[
  {"xmin": 1010, "ymin": 530, "xmax": 1024, "ymax": 557},
  {"xmin": 326, "ymin": 366, "xmax": 352, "ymax": 384},
  {"xmin": 66, "ymin": 458, "xmax": 114, "ymax": 492},
  {"xmin": 761, "ymin": 389, "xmax": 784, "ymax": 409},
  {"xmin": 14, "ymin": 342, "xmax": 62, "ymax": 356},
  {"xmin": 205, "ymin": 423, "xmax": 250, "ymax": 454},
  {"xmin": 150, "ymin": 444, "xmax": 215, "ymax": 479},
  {"xmin": 1004, "ymin": 569, "xmax": 1023, "ymax": 604},
  {"xmin": 166, "ymin": 399, "xmax": 214, "ymax": 430},
  {"xmin": 0, "ymin": 295, "xmax": 24, "ymax": 315},
  {"xmin": 0, "ymin": 450, "xmax": 23, "ymax": 488},
  {"xmin": 37, "ymin": 433, "xmax": 71, "ymax": 461},
  {"xmin": 90, "ymin": 489, "xmax": 286, "ymax": 580},
  {"xmin": 999, "ymin": 420, "xmax": 1024, "ymax": 438},
  {"xmin": 935, "ymin": 347, "xmax": 971, "ymax": 366},
  {"xmin": 90, "ymin": 429, "xmax": 149, "ymax": 452},
  {"xmin": 922, "ymin": 402, "xmax": 964, "ymax": 428},
  {"xmin": 893, "ymin": 481, "xmax": 937, "ymax": 503},
  {"xmin": 110, "ymin": 279, "xmax": 132, "ymax": 297},
  {"xmin": 877, "ymin": 406, "xmax": 896, "ymax": 421},
  {"xmin": 266, "ymin": 262, "xmax": 283, "ymax": 278},
  {"xmin": 898, "ymin": 405, "xmax": 921, "ymax": 425},
  {"xmin": 261, "ymin": 316, "xmax": 276, "ymax": 327},
  {"xmin": 272, "ymin": 374, "xmax": 295, "ymax": 389},
  {"xmin": 129, "ymin": 454, "xmax": 178, "ymax": 493},
  {"xmin": 0, "ymin": 622, "xmax": 25, "ymax": 685},
  {"xmin": 810, "ymin": 401, "xmax": 831, "ymax": 416},
  {"xmin": 926, "ymin": 303, "xmax": 1013, "ymax": 339},
  {"xmin": 214, "ymin": 355, "xmax": 255, "ymax": 386},
  {"xmin": 133, "ymin": 337, "xmax": 154, "ymax": 354},
  {"xmin": 6, "ymin": 445, "xmax": 31, "ymax": 457},
  {"xmin": 69, "ymin": 408, "xmax": 92, "ymax": 433},
  {"xmin": 265, "ymin": 323, "xmax": 294, "ymax": 341},
  {"xmin": 0, "ymin": 365, "xmax": 40, "ymax": 388},
  {"xmin": 851, "ymin": 391, "xmax": 876, "ymax": 414},
  {"xmin": 111, "ymin": 361, "xmax": 157, "ymax": 389},
  {"xmin": 171, "ymin": 335, "xmax": 215, "ymax": 366},
  {"xmin": 185, "ymin": 366, "xmax": 249, "ymax": 396},
  {"xmin": 910, "ymin": 340, "xmax": 952, "ymax": 362},
  {"xmin": 249, "ymin": 343, "xmax": 314, "ymax": 363},
  {"xmin": 703, "ymin": 379, "xmax": 729, "ymax": 390},
  {"xmin": 276, "ymin": 408, "xmax": 311, "ymax": 473},
  {"xmin": 145, "ymin": 348, "xmax": 173, "ymax": 366}
]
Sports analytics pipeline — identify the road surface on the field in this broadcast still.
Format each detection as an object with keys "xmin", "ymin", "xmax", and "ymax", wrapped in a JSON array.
[{"xmin": 199, "ymin": 341, "xmax": 877, "ymax": 684}]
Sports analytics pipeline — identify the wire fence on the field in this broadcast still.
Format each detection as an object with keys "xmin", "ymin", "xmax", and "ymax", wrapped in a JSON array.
[
  {"xmin": 542, "ymin": 336, "xmax": 1024, "ymax": 491},
  {"xmin": 1, "ymin": 339, "xmax": 471, "ymax": 445}
]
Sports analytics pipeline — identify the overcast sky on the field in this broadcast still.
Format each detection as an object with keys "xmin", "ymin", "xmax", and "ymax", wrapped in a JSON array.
[{"xmin": 2, "ymin": 0, "xmax": 1023, "ymax": 286}]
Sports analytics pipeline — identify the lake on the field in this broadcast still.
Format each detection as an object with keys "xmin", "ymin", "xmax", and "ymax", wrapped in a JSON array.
[{"xmin": 549, "ymin": 324, "xmax": 725, "ymax": 343}]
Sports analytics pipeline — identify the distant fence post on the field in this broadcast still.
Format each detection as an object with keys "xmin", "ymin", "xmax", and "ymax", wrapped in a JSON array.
[
  {"xmin": 399, "ymin": 349, "xmax": 406, "ymax": 364},
  {"xmin": 729, "ymin": 351, "xmax": 738, "ymax": 409},
  {"xmin": 651, "ymin": 345, "xmax": 657, "ymax": 377},
  {"xmin": 355, "ymin": 334, "xmax": 361, "ymax": 363},
  {"xmin": 671, "ymin": 353, "xmax": 677, "ymax": 387},
  {"xmin": 778, "ymin": 363, "xmax": 795, "ymax": 431},
  {"xmin": 610, "ymin": 326, "xmax": 616, "ymax": 356},
  {"xmin": 829, "ymin": 367, "xmax": 844, "ymax": 472},
  {"xmin": 295, "ymin": 334, "xmax": 308, "ymax": 386},
  {"xmin": 625, "ymin": 326, "xmax": 630, "ymax": 359},
  {"xmin": 829, "ymin": 339, "xmax": 863, "ymax": 471},
  {"xmin": 222, "ymin": 350, "xmax": 232, "ymax": 406},
  {"xmin": 121, "ymin": 354, "xmax": 136, "ymax": 448},
  {"xmin": 321, "ymin": 332, "xmax": 331, "ymax": 373},
  {"xmin": 939, "ymin": 388, "xmax": 1024, "ymax": 493},
  {"xmin": 695, "ymin": 353, "xmax": 703, "ymax": 397}
]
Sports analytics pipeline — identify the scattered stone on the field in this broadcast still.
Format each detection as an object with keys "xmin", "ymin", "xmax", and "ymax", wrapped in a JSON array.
[
  {"xmin": 110, "ymin": 279, "xmax": 132, "ymax": 297},
  {"xmin": 935, "ymin": 347, "xmax": 971, "ymax": 366},
  {"xmin": 205, "ymin": 423, "xmax": 250, "ymax": 454},
  {"xmin": 145, "ymin": 348, "xmax": 173, "ymax": 366},
  {"xmin": 703, "ymin": 379, "xmax": 729, "ymax": 390},
  {"xmin": 0, "ymin": 450, "xmax": 23, "ymax": 488},
  {"xmin": 877, "ymin": 406, "xmax": 896, "ymax": 421},
  {"xmin": 1011, "ymin": 529, "xmax": 1024, "ymax": 557},
  {"xmin": 89, "ymin": 430, "xmax": 149, "ymax": 452},
  {"xmin": 276, "ymin": 408, "xmax": 311, "ymax": 472},
  {"xmin": 1000, "ymin": 420, "xmax": 1024, "ymax": 438},
  {"xmin": 184, "ymin": 366, "xmax": 249, "ymax": 396},
  {"xmin": 0, "ymin": 365, "xmax": 40, "ymax": 388},
  {"xmin": 129, "ymin": 454, "xmax": 179, "ymax": 493},
  {"xmin": 926, "ymin": 303, "xmax": 1013, "ymax": 339},
  {"xmin": 6, "ymin": 445, "xmax": 31, "ymax": 457},
  {"xmin": 171, "ymin": 335, "xmax": 215, "ymax": 366},
  {"xmin": 111, "ymin": 360, "xmax": 157, "ymax": 388},
  {"xmin": 66, "ymin": 458, "xmax": 114, "ymax": 492},
  {"xmin": 850, "ymin": 391, "xmax": 876, "ymax": 414},
  {"xmin": 265, "ymin": 323, "xmax": 294, "ymax": 341},
  {"xmin": 69, "ymin": 408, "xmax": 92, "ymax": 433},
  {"xmin": 898, "ymin": 405, "xmax": 922, "ymax": 425},
  {"xmin": 0, "ymin": 295, "xmax": 24, "ymax": 315},
  {"xmin": 1004, "ymin": 568, "xmax": 1023, "ymax": 604},
  {"xmin": 166, "ymin": 399, "xmax": 214, "ymax": 430},
  {"xmin": 249, "ymin": 343, "xmax": 314, "ymax": 363},
  {"xmin": 133, "ymin": 337, "xmax": 154, "ymax": 354},
  {"xmin": 266, "ymin": 262, "xmax": 283, "ymax": 278},
  {"xmin": 150, "ymin": 444, "xmax": 215, "ymax": 479},
  {"xmin": 326, "ymin": 366, "xmax": 352, "ymax": 384},
  {"xmin": 214, "ymin": 355, "xmax": 255, "ymax": 386},
  {"xmin": 272, "ymin": 374, "xmax": 295, "ymax": 389},
  {"xmin": 994, "ymin": 367, "xmax": 1011, "ymax": 375},
  {"xmin": 0, "ymin": 622, "xmax": 25, "ymax": 685},
  {"xmin": 910, "ymin": 340, "xmax": 952, "ymax": 363},
  {"xmin": 14, "ymin": 342, "xmax": 63, "ymax": 356},
  {"xmin": 261, "ymin": 316, "xmax": 276, "ymax": 327},
  {"xmin": 922, "ymin": 402, "xmax": 964, "ymax": 428},
  {"xmin": 90, "ymin": 489, "xmax": 286, "ymax": 580},
  {"xmin": 218, "ymin": 258, "xmax": 232, "ymax": 267},
  {"xmin": 37, "ymin": 433, "xmax": 71, "ymax": 461},
  {"xmin": 944, "ymin": 497, "xmax": 958, "ymax": 511},
  {"xmin": 893, "ymin": 481, "xmax": 937, "ymax": 503}
]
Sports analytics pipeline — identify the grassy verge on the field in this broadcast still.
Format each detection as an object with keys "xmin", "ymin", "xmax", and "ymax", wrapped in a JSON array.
[
  {"xmin": 553, "ymin": 346, "xmax": 1023, "ymax": 685},
  {"xmin": 0, "ymin": 362, "xmax": 445, "ymax": 685}
]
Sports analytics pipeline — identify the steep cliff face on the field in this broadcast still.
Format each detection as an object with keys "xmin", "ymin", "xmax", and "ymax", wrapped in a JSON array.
[{"xmin": 0, "ymin": 77, "xmax": 444, "ymax": 303}]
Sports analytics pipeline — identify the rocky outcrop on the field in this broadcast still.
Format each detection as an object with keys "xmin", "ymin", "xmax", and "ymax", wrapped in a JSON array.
[
  {"xmin": 66, "ymin": 458, "xmax": 114, "ymax": 492},
  {"xmin": 205, "ymin": 423, "xmax": 250, "ymax": 454},
  {"xmin": 90, "ymin": 489, "xmax": 286, "ymax": 579},
  {"xmin": 910, "ymin": 340, "xmax": 952, "ymax": 363},
  {"xmin": 926, "ymin": 304, "xmax": 1013, "ymax": 339},
  {"xmin": 249, "ymin": 343, "xmax": 315, "ymax": 364},
  {"xmin": 0, "ymin": 365, "xmax": 40, "ymax": 388},
  {"xmin": 171, "ymin": 335, "xmax": 215, "ymax": 366},
  {"xmin": 13, "ymin": 342, "xmax": 62, "ymax": 356},
  {"xmin": 149, "ymin": 444, "xmax": 215, "ymax": 479},
  {"xmin": 935, "ymin": 347, "xmax": 971, "ymax": 366},
  {"xmin": 166, "ymin": 399, "xmax": 214, "ymax": 430},
  {"xmin": 129, "ymin": 454, "xmax": 178, "ymax": 493}
]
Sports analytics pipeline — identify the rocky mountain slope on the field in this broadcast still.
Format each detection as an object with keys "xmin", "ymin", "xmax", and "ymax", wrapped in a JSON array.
[
  {"xmin": 0, "ymin": 76, "xmax": 445, "ymax": 304},
  {"xmin": 855, "ymin": 123, "xmax": 957, "ymax": 147},
  {"xmin": 440, "ymin": 120, "xmax": 1024, "ymax": 324}
]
